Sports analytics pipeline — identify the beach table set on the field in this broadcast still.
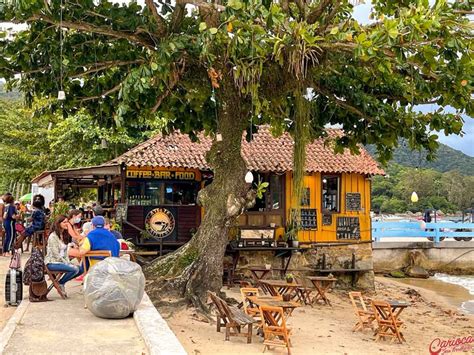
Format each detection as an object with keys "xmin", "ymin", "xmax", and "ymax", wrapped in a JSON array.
[
  {"xmin": 349, "ymin": 291, "xmax": 410, "ymax": 344},
  {"xmin": 307, "ymin": 276, "xmax": 338, "ymax": 306}
]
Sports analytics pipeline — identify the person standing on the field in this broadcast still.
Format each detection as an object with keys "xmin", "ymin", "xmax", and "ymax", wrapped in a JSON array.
[{"xmin": 2, "ymin": 194, "xmax": 17, "ymax": 256}]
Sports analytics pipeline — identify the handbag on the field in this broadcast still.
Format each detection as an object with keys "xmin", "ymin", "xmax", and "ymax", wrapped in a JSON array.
[
  {"xmin": 29, "ymin": 280, "xmax": 49, "ymax": 302},
  {"xmin": 9, "ymin": 250, "xmax": 21, "ymax": 270}
]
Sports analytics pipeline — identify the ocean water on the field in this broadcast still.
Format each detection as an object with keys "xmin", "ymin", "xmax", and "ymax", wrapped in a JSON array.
[{"xmin": 434, "ymin": 273, "xmax": 474, "ymax": 314}]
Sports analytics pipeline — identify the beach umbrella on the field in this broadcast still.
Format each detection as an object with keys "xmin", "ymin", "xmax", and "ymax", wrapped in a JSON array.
[{"xmin": 19, "ymin": 192, "xmax": 32, "ymax": 202}]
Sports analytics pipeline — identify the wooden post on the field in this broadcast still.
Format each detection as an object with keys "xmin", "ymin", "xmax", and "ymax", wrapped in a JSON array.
[{"xmin": 120, "ymin": 164, "xmax": 126, "ymax": 203}]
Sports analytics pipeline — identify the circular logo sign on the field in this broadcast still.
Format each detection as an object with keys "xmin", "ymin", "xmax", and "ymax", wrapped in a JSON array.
[{"xmin": 145, "ymin": 208, "xmax": 175, "ymax": 239}]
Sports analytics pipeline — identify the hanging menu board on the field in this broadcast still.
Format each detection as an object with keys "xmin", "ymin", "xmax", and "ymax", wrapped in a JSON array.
[
  {"xmin": 336, "ymin": 217, "xmax": 360, "ymax": 240},
  {"xmin": 345, "ymin": 193, "xmax": 362, "ymax": 211},
  {"xmin": 115, "ymin": 203, "xmax": 128, "ymax": 224},
  {"xmin": 322, "ymin": 214, "xmax": 332, "ymax": 226},
  {"xmin": 300, "ymin": 208, "xmax": 317, "ymax": 230}
]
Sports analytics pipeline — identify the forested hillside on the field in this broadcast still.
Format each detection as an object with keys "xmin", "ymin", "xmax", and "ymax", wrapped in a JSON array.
[{"xmin": 366, "ymin": 140, "xmax": 474, "ymax": 175}]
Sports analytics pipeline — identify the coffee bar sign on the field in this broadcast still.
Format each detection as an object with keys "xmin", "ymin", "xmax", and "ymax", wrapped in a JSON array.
[{"xmin": 127, "ymin": 169, "xmax": 196, "ymax": 180}]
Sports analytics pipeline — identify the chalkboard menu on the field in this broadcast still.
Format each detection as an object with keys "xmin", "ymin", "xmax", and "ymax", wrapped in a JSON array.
[
  {"xmin": 300, "ymin": 208, "xmax": 317, "ymax": 230},
  {"xmin": 322, "ymin": 214, "xmax": 332, "ymax": 226},
  {"xmin": 345, "ymin": 193, "xmax": 362, "ymax": 211},
  {"xmin": 115, "ymin": 203, "xmax": 128, "ymax": 224},
  {"xmin": 336, "ymin": 217, "xmax": 360, "ymax": 240}
]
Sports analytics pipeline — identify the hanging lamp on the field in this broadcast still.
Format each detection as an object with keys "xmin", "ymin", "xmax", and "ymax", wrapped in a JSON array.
[
  {"xmin": 245, "ymin": 171, "xmax": 254, "ymax": 184},
  {"xmin": 411, "ymin": 191, "xmax": 419, "ymax": 203}
]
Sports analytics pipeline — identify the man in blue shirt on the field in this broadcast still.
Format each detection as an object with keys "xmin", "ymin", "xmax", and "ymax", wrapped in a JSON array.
[{"xmin": 69, "ymin": 216, "xmax": 119, "ymax": 268}]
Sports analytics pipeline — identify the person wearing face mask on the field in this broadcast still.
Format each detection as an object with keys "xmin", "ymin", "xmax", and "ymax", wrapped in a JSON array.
[{"xmin": 66, "ymin": 209, "xmax": 84, "ymax": 242}]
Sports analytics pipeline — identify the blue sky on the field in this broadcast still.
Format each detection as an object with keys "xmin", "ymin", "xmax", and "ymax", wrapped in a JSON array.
[{"xmin": 354, "ymin": 1, "xmax": 474, "ymax": 157}]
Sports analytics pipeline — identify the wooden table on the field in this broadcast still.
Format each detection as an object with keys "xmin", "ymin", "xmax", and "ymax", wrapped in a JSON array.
[
  {"xmin": 373, "ymin": 300, "xmax": 410, "ymax": 343},
  {"xmin": 307, "ymin": 276, "xmax": 337, "ymax": 306},
  {"xmin": 259, "ymin": 279, "xmax": 302, "ymax": 299},
  {"xmin": 247, "ymin": 296, "xmax": 301, "ymax": 319},
  {"xmin": 387, "ymin": 300, "xmax": 410, "ymax": 321},
  {"xmin": 248, "ymin": 266, "xmax": 272, "ymax": 281}
]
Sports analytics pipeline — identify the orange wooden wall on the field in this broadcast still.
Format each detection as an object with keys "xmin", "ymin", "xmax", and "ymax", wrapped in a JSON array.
[{"xmin": 285, "ymin": 172, "xmax": 371, "ymax": 242}]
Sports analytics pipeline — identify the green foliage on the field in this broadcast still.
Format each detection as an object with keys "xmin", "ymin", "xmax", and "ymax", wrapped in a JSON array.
[
  {"xmin": 0, "ymin": 0, "xmax": 471, "ymax": 166},
  {"xmin": 372, "ymin": 164, "xmax": 473, "ymax": 213},
  {"xmin": 255, "ymin": 179, "xmax": 269, "ymax": 199},
  {"xmin": 48, "ymin": 200, "xmax": 69, "ymax": 224},
  {"xmin": 0, "ymin": 99, "xmax": 151, "ymax": 192}
]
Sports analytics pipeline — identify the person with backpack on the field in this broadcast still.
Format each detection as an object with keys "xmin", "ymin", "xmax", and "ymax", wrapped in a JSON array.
[{"xmin": 2, "ymin": 193, "xmax": 18, "ymax": 257}]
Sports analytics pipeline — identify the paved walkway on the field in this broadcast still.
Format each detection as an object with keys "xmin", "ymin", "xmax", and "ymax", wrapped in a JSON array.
[{"xmin": 2, "ymin": 256, "xmax": 148, "ymax": 354}]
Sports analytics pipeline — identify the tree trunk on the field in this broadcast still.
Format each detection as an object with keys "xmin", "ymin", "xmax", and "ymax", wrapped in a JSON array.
[{"xmin": 144, "ymin": 70, "xmax": 253, "ymax": 311}]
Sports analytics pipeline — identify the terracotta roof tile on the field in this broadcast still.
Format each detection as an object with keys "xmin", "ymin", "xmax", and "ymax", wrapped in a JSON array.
[{"xmin": 108, "ymin": 126, "xmax": 384, "ymax": 175}]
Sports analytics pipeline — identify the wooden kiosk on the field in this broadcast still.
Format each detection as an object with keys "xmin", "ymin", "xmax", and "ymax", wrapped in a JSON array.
[{"xmin": 32, "ymin": 126, "xmax": 384, "ymax": 254}]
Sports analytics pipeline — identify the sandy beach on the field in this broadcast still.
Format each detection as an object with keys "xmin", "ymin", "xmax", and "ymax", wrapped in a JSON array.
[{"xmin": 161, "ymin": 276, "xmax": 474, "ymax": 355}]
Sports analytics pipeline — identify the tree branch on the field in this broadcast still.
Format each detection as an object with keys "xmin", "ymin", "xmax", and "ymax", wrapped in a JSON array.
[
  {"xmin": 145, "ymin": 0, "xmax": 168, "ymax": 36},
  {"xmin": 307, "ymin": 0, "xmax": 332, "ymax": 25},
  {"xmin": 27, "ymin": 14, "xmax": 156, "ymax": 50},
  {"xmin": 454, "ymin": 10, "xmax": 474, "ymax": 15},
  {"xmin": 312, "ymin": 83, "xmax": 370, "ymax": 120},
  {"xmin": 78, "ymin": 82, "xmax": 122, "ymax": 102},
  {"xmin": 170, "ymin": 3, "xmax": 186, "ymax": 33},
  {"xmin": 151, "ymin": 59, "xmax": 186, "ymax": 113},
  {"xmin": 177, "ymin": 0, "xmax": 225, "ymax": 12},
  {"xmin": 70, "ymin": 60, "xmax": 145, "ymax": 78},
  {"xmin": 318, "ymin": 1, "xmax": 342, "ymax": 33}
]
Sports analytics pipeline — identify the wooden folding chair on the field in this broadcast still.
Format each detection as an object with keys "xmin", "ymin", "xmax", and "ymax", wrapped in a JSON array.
[
  {"xmin": 371, "ymin": 300, "xmax": 405, "ymax": 344},
  {"xmin": 207, "ymin": 291, "xmax": 257, "ymax": 344},
  {"xmin": 81, "ymin": 250, "xmax": 112, "ymax": 274},
  {"xmin": 295, "ymin": 277, "xmax": 314, "ymax": 305},
  {"xmin": 239, "ymin": 280, "xmax": 254, "ymax": 288},
  {"xmin": 240, "ymin": 288, "xmax": 261, "ymax": 318},
  {"xmin": 259, "ymin": 305, "xmax": 292, "ymax": 355},
  {"xmin": 44, "ymin": 266, "xmax": 67, "ymax": 300},
  {"xmin": 32, "ymin": 231, "xmax": 47, "ymax": 255},
  {"xmin": 349, "ymin": 292, "xmax": 376, "ymax": 332}
]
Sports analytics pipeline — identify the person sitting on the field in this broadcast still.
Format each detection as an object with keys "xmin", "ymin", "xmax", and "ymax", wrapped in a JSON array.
[
  {"xmin": 104, "ymin": 218, "xmax": 123, "ymax": 240},
  {"xmin": 17, "ymin": 195, "xmax": 46, "ymax": 247},
  {"xmin": 66, "ymin": 209, "xmax": 84, "ymax": 242},
  {"xmin": 44, "ymin": 215, "xmax": 80, "ymax": 296},
  {"xmin": 68, "ymin": 216, "xmax": 119, "ymax": 269},
  {"xmin": 92, "ymin": 204, "xmax": 104, "ymax": 217}
]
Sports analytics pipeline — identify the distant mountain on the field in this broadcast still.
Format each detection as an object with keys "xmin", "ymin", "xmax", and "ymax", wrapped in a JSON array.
[
  {"xmin": 366, "ymin": 141, "xmax": 474, "ymax": 175},
  {"xmin": 0, "ymin": 82, "xmax": 20, "ymax": 100}
]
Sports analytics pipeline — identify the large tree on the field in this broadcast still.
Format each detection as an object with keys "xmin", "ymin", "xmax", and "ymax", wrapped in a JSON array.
[{"xmin": 1, "ymin": 0, "xmax": 472, "ymax": 309}]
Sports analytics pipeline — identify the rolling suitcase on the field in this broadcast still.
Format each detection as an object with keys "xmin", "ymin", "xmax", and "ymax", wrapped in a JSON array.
[{"xmin": 5, "ymin": 268, "xmax": 23, "ymax": 306}]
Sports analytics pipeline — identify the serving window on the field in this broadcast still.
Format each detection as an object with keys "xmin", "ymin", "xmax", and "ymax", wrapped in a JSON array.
[
  {"xmin": 322, "ymin": 175, "xmax": 340, "ymax": 213},
  {"xmin": 126, "ymin": 180, "xmax": 198, "ymax": 206},
  {"xmin": 239, "ymin": 173, "xmax": 285, "ymax": 227}
]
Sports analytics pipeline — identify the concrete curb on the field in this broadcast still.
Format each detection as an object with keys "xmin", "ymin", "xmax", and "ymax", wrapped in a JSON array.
[
  {"xmin": 134, "ymin": 293, "xmax": 186, "ymax": 355},
  {"xmin": 0, "ymin": 300, "xmax": 30, "ymax": 354}
]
